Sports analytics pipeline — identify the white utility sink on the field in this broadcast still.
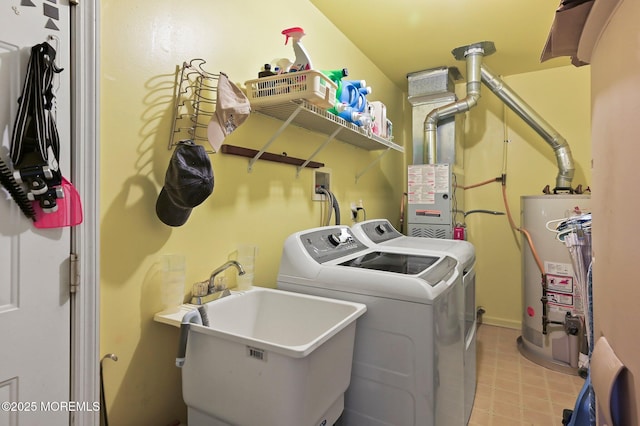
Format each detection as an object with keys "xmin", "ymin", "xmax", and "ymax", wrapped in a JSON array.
[{"xmin": 154, "ymin": 286, "xmax": 366, "ymax": 426}]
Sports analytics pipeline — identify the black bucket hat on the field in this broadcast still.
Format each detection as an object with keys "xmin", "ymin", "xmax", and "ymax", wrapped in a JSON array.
[{"xmin": 156, "ymin": 141, "xmax": 213, "ymax": 227}]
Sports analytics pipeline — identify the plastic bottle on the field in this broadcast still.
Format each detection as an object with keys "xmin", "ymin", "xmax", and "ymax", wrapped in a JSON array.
[
  {"xmin": 332, "ymin": 78, "xmax": 373, "ymax": 127},
  {"xmin": 322, "ymin": 68, "xmax": 349, "ymax": 114},
  {"xmin": 258, "ymin": 63, "xmax": 276, "ymax": 78},
  {"xmin": 322, "ymin": 68, "xmax": 349, "ymax": 86},
  {"xmin": 344, "ymin": 79, "xmax": 367, "ymax": 89},
  {"xmin": 340, "ymin": 83, "xmax": 368, "ymax": 113},
  {"xmin": 282, "ymin": 27, "xmax": 313, "ymax": 72},
  {"xmin": 271, "ymin": 58, "xmax": 293, "ymax": 74},
  {"xmin": 352, "ymin": 111, "xmax": 373, "ymax": 130}
]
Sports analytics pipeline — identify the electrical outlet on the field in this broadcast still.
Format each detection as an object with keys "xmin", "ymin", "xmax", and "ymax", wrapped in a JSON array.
[{"xmin": 351, "ymin": 200, "xmax": 364, "ymax": 221}]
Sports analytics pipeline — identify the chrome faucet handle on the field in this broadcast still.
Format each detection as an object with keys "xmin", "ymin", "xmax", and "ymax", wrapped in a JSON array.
[
  {"xmin": 212, "ymin": 282, "xmax": 227, "ymax": 292},
  {"xmin": 192, "ymin": 280, "xmax": 208, "ymax": 297},
  {"xmin": 190, "ymin": 283, "xmax": 231, "ymax": 305}
]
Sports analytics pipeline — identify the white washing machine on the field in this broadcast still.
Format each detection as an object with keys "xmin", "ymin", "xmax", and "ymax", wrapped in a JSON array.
[
  {"xmin": 277, "ymin": 225, "xmax": 465, "ymax": 426},
  {"xmin": 351, "ymin": 219, "xmax": 477, "ymax": 424}
]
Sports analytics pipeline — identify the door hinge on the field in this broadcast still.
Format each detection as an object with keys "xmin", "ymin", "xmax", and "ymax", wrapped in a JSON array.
[
  {"xmin": 70, "ymin": 253, "xmax": 80, "ymax": 293},
  {"xmin": 70, "ymin": 0, "xmax": 79, "ymax": 5}
]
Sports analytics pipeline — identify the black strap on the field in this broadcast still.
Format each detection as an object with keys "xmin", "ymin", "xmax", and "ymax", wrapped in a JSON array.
[
  {"xmin": 10, "ymin": 41, "xmax": 63, "ymax": 169},
  {"xmin": 7, "ymin": 41, "xmax": 65, "ymax": 215}
]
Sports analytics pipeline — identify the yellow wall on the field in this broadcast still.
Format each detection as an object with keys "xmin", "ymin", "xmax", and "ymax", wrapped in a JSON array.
[
  {"xmin": 99, "ymin": 0, "xmax": 405, "ymax": 424},
  {"xmin": 462, "ymin": 65, "xmax": 591, "ymax": 328}
]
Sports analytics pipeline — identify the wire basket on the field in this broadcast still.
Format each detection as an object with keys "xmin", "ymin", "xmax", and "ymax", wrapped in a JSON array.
[{"xmin": 245, "ymin": 70, "xmax": 337, "ymax": 109}]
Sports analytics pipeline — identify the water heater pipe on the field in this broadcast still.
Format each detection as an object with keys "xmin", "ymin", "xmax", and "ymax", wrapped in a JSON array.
[
  {"xmin": 480, "ymin": 63, "xmax": 575, "ymax": 191},
  {"xmin": 423, "ymin": 41, "xmax": 495, "ymax": 164}
]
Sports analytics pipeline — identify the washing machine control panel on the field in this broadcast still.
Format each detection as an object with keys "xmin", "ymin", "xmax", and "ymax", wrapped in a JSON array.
[
  {"xmin": 358, "ymin": 219, "xmax": 403, "ymax": 244},
  {"xmin": 300, "ymin": 227, "xmax": 367, "ymax": 264}
]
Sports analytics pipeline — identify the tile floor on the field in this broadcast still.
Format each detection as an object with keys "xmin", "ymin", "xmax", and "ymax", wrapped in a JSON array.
[{"xmin": 469, "ymin": 324, "xmax": 586, "ymax": 426}]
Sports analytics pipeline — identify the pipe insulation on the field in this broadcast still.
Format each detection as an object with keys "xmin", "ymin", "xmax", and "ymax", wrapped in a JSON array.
[{"xmin": 479, "ymin": 64, "xmax": 575, "ymax": 190}]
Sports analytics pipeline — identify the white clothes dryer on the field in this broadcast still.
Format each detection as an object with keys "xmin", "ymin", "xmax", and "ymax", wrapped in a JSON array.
[
  {"xmin": 351, "ymin": 219, "xmax": 477, "ymax": 424},
  {"xmin": 277, "ymin": 225, "xmax": 465, "ymax": 426}
]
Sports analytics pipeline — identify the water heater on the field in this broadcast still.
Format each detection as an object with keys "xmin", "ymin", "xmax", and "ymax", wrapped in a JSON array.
[{"xmin": 518, "ymin": 194, "xmax": 590, "ymax": 374}]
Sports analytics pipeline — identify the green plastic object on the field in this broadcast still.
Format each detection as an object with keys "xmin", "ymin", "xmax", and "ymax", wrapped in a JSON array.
[{"xmin": 321, "ymin": 68, "xmax": 349, "ymax": 114}]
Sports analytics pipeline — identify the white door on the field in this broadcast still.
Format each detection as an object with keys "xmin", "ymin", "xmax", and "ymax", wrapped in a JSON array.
[{"xmin": 0, "ymin": 2, "xmax": 72, "ymax": 425}]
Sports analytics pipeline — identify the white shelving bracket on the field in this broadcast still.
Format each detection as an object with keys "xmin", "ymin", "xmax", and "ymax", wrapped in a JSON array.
[
  {"xmin": 248, "ymin": 104, "xmax": 304, "ymax": 172},
  {"xmin": 248, "ymin": 99, "xmax": 403, "ymax": 178},
  {"xmin": 296, "ymin": 126, "xmax": 342, "ymax": 177},
  {"xmin": 355, "ymin": 148, "xmax": 391, "ymax": 183}
]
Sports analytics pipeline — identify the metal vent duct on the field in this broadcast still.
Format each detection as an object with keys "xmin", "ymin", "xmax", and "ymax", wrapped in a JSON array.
[
  {"xmin": 479, "ymin": 64, "xmax": 575, "ymax": 190},
  {"xmin": 423, "ymin": 41, "xmax": 495, "ymax": 165},
  {"xmin": 424, "ymin": 41, "xmax": 576, "ymax": 191}
]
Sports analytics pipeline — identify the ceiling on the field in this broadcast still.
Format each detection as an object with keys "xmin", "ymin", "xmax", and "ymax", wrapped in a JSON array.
[{"xmin": 310, "ymin": 0, "xmax": 572, "ymax": 90}]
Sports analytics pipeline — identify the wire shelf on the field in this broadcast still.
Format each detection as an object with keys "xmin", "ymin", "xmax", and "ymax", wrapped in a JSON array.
[{"xmin": 253, "ymin": 99, "xmax": 403, "ymax": 152}]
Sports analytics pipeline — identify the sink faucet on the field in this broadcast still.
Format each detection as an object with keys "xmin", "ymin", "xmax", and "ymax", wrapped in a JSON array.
[
  {"xmin": 190, "ymin": 260, "xmax": 246, "ymax": 305},
  {"xmin": 208, "ymin": 260, "xmax": 245, "ymax": 293}
]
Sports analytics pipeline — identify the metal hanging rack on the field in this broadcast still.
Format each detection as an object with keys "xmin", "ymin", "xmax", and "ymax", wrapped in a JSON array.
[{"xmin": 168, "ymin": 59, "xmax": 220, "ymax": 153}]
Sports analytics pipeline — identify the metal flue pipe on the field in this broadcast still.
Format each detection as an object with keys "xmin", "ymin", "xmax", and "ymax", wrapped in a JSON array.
[
  {"xmin": 423, "ymin": 41, "xmax": 495, "ymax": 164},
  {"xmin": 480, "ymin": 64, "xmax": 575, "ymax": 190},
  {"xmin": 423, "ymin": 40, "xmax": 575, "ymax": 190}
]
